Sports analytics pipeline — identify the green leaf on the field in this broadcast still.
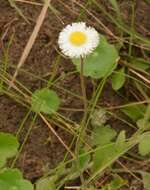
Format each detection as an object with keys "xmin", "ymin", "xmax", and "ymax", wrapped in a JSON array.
[
  {"xmin": 139, "ymin": 134, "xmax": 150, "ymax": 156},
  {"xmin": 92, "ymin": 142, "xmax": 127, "ymax": 173},
  {"xmin": 137, "ymin": 119, "xmax": 150, "ymax": 130},
  {"xmin": 0, "ymin": 133, "xmax": 19, "ymax": 168},
  {"xmin": 116, "ymin": 131, "xmax": 126, "ymax": 149},
  {"xmin": 101, "ymin": 175, "xmax": 126, "ymax": 190},
  {"xmin": 110, "ymin": 176, "xmax": 126, "ymax": 189},
  {"xmin": 111, "ymin": 67, "xmax": 126, "ymax": 90},
  {"xmin": 0, "ymin": 168, "xmax": 33, "ymax": 190},
  {"xmin": 78, "ymin": 148, "xmax": 91, "ymax": 171},
  {"xmin": 89, "ymin": 136, "xmax": 136, "ymax": 184},
  {"xmin": 141, "ymin": 172, "xmax": 150, "ymax": 190},
  {"xmin": 121, "ymin": 104, "xmax": 146, "ymax": 122},
  {"xmin": 72, "ymin": 148, "xmax": 90, "ymax": 174},
  {"xmin": 92, "ymin": 125, "xmax": 117, "ymax": 146},
  {"xmin": 36, "ymin": 176, "xmax": 57, "ymax": 190},
  {"xmin": 72, "ymin": 35, "xmax": 119, "ymax": 79},
  {"xmin": 31, "ymin": 88, "xmax": 60, "ymax": 114},
  {"xmin": 130, "ymin": 57, "xmax": 150, "ymax": 71}
]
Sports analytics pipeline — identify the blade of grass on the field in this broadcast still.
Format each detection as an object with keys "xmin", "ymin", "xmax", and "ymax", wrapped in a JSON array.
[
  {"xmin": 92, "ymin": 0, "xmax": 150, "ymax": 46},
  {"xmin": 11, "ymin": 113, "xmax": 37, "ymax": 168},
  {"xmin": 0, "ymin": 34, "xmax": 14, "ymax": 92},
  {"xmin": 8, "ymin": 0, "xmax": 30, "ymax": 23}
]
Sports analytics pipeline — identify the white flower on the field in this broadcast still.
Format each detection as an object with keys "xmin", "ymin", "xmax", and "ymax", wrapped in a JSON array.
[{"xmin": 58, "ymin": 22, "xmax": 100, "ymax": 58}]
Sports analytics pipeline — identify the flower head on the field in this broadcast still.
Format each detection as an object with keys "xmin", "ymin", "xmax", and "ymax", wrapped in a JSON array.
[{"xmin": 58, "ymin": 22, "xmax": 99, "ymax": 58}]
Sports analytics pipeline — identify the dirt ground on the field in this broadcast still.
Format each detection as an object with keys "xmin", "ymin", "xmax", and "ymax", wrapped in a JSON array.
[{"xmin": 0, "ymin": 0, "xmax": 149, "ymax": 189}]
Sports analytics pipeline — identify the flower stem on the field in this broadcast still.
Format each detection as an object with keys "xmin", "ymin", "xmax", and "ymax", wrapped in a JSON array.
[
  {"xmin": 80, "ymin": 57, "xmax": 87, "ymax": 114},
  {"xmin": 75, "ymin": 57, "xmax": 88, "ymax": 149}
]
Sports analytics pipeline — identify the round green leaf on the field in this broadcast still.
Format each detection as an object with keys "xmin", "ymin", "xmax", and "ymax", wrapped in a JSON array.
[
  {"xmin": 92, "ymin": 125, "xmax": 117, "ymax": 146},
  {"xmin": 0, "ymin": 133, "xmax": 19, "ymax": 168},
  {"xmin": 72, "ymin": 35, "xmax": 119, "ymax": 78},
  {"xmin": 0, "ymin": 168, "xmax": 33, "ymax": 190},
  {"xmin": 31, "ymin": 88, "xmax": 60, "ymax": 114}
]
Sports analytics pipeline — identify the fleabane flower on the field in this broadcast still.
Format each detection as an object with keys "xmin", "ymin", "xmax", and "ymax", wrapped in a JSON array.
[{"xmin": 58, "ymin": 22, "xmax": 100, "ymax": 58}]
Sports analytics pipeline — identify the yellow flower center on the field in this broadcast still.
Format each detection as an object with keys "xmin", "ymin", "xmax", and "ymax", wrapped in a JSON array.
[{"xmin": 69, "ymin": 31, "xmax": 87, "ymax": 46}]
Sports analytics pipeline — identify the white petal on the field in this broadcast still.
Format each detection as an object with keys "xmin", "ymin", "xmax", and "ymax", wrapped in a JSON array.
[{"xmin": 58, "ymin": 22, "xmax": 100, "ymax": 58}]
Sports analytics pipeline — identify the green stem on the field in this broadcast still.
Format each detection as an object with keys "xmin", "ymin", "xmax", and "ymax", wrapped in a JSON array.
[
  {"xmin": 16, "ymin": 109, "xmax": 31, "ymax": 137},
  {"xmin": 75, "ymin": 58, "xmax": 88, "ymax": 153},
  {"xmin": 75, "ymin": 57, "xmax": 89, "ymax": 186},
  {"xmin": 80, "ymin": 57, "xmax": 88, "ymax": 114}
]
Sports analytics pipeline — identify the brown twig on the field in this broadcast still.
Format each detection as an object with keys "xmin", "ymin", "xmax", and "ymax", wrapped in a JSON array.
[
  {"xmin": 14, "ymin": 0, "xmax": 42, "ymax": 6},
  {"xmin": 9, "ymin": 0, "xmax": 51, "ymax": 89},
  {"xmin": 39, "ymin": 113, "xmax": 76, "ymax": 159},
  {"xmin": 129, "ymin": 68, "xmax": 150, "ymax": 84}
]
